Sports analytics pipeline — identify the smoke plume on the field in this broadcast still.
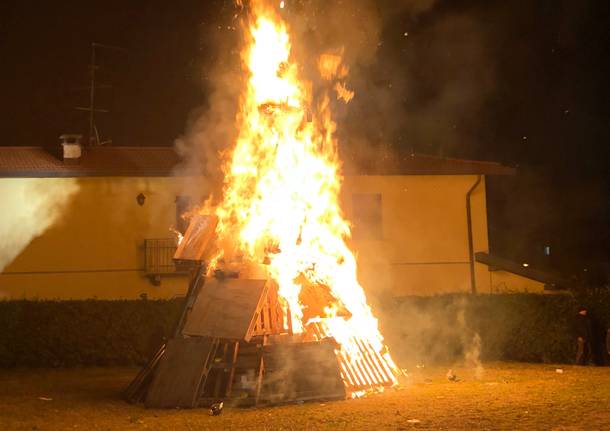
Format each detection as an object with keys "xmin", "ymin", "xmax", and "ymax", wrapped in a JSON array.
[
  {"xmin": 381, "ymin": 295, "xmax": 485, "ymax": 375},
  {"xmin": 173, "ymin": 1, "xmax": 455, "ymax": 189},
  {"xmin": 457, "ymin": 304, "xmax": 484, "ymax": 379},
  {"xmin": 173, "ymin": 2, "xmax": 245, "ymax": 201},
  {"xmin": 0, "ymin": 179, "xmax": 79, "ymax": 276},
  {"xmin": 284, "ymin": 0, "xmax": 495, "ymax": 165},
  {"xmin": 175, "ymin": 0, "xmax": 498, "ymax": 195}
]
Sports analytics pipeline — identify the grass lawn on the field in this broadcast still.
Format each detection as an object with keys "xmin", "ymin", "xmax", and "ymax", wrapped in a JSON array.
[{"xmin": 0, "ymin": 362, "xmax": 608, "ymax": 430}]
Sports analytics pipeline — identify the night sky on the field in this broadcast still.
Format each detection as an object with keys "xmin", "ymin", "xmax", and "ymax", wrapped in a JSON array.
[{"xmin": 0, "ymin": 0, "xmax": 608, "ymax": 281}]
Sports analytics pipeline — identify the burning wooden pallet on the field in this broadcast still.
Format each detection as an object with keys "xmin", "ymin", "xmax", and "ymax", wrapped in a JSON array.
[
  {"xmin": 125, "ymin": 214, "xmax": 394, "ymax": 408},
  {"xmin": 126, "ymin": 278, "xmax": 346, "ymax": 407}
]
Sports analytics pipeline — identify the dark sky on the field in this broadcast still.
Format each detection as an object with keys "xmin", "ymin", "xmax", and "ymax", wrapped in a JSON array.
[{"xmin": 0, "ymin": 0, "xmax": 608, "ymax": 278}]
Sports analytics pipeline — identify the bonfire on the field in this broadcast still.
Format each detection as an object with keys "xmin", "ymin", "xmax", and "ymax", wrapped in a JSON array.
[
  {"xmin": 206, "ymin": 0, "xmax": 399, "ymax": 395},
  {"xmin": 127, "ymin": 1, "xmax": 399, "ymax": 408}
]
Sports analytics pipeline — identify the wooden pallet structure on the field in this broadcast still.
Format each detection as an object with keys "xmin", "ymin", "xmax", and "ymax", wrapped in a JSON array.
[{"xmin": 124, "ymin": 215, "xmax": 347, "ymax": 408}]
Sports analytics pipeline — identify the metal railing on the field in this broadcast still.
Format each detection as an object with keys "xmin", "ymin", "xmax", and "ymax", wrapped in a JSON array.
[{"xmin": 144, "ymin": 238, "xmax": 185, "ymax": 275}]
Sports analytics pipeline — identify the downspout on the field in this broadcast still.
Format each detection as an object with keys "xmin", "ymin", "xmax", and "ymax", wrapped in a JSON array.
[{"xmin": 466, "ymin": 175, "xmax": 482, "ymax": 294}]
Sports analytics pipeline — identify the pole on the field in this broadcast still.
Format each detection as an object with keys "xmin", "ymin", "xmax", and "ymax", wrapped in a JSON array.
[
  {"xmin": 88, "ymin": 43, "xmax": 96, "ymax": 145},
  {"xmin": 466, "ymin": 175, "xmax": 482, "ymax": 294}
]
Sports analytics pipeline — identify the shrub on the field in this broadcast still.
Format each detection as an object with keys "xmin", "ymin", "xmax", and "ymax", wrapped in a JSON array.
[
  {"xmin": 384, "ymin": 292, "xmax": 610, "ymax": 365},
  {"xmin": 1, "ymin": 293, "xmax": 608, "ymax": 368},
  {"xmin": 0, "ymin": 299, "xmax": 183, "ymax": 367}
]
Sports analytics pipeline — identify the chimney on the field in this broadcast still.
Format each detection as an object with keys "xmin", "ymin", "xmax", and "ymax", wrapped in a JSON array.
[{"xmin": 59, "ymin": 134, "xmax": 83, "ymax": 163}]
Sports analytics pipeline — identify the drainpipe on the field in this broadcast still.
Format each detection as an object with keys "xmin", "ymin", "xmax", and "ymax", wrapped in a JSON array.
[{"xmin": 466, "ymin": 175, "xmax": 482, "ymax": 294}]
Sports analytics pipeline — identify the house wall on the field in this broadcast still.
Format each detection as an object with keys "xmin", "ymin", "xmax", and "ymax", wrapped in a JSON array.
[
  {"xmin": 341, "ymin": 175, "xmax": 492, "ymax": 297},
  {"xmin": 487, "ymin": 271, "xmax": 546, "ymax": 294},
  {"xmin": 1, "ymin": 173, "xmax": 529, "ymax": 300},
  {"xmin": 0, "ymin": 176, "xmax": 192, "ymax": 299}
]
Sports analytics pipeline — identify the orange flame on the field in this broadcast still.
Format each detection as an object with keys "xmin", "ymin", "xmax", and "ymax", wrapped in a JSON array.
[{"xmin": 211, "ymin": 0, "xmax": 398, "ymax": 392}]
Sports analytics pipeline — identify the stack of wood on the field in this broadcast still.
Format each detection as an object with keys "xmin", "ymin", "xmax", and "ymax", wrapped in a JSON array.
[{"xmin": 124, "ymin": 215, "xmax": 346, "ymax": 408}]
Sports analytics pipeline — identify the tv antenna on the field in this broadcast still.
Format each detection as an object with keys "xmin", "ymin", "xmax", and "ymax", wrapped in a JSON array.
[{"xmin": 75, "ymin": 42, "xmax": 127, "ymax": 146}]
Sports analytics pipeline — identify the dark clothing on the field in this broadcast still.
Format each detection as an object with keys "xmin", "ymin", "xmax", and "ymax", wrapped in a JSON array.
[
  {"xmin": 574, "ymin": 313, "xmax": 593, "ymax": 365},
  {"xmin": 574, "ymin": 314, "xmax": 593, "ymax": 341},
  {"xmin": 576, "ymin": 337, "xmax": 593, "ymax": 365}
]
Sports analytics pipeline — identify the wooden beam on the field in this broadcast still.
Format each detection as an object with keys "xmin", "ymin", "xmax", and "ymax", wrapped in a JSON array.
[
  {"xmin": 254, "ymin": 353, "xmax": 265, "ymax": 406},
  {"xmin": 225, "ymin": 341, "xmax": 240, "ymax": 398}
]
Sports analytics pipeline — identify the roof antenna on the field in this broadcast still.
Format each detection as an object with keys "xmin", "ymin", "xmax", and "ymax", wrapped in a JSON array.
[{"xmin": 75, "ymin": 42, "xmax": 127, "ymax": 146}]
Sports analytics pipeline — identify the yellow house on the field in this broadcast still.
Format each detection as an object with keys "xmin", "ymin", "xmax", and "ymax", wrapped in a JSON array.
[
  {"xmin": 0, "ymin": 145, "xmax": 543, "ymax": 300},
  {"xmin": 339, "ymin": 155, "xmax": 546, "ymax": 297}
]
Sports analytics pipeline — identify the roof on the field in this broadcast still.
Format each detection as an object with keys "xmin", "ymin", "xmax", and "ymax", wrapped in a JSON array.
[
  {"xmin": 475, "ymin": 252, "xmax": 575, "ymax": 290},
  {"xmin": 0, "ymin": 146, "xmax": 516, "ymax": 178},
  {"xmin": 343, "ymin": 153, "xmax": 516, "ymax": 176},
  {"xmin": 0, "ymin": 146, "xmax": 181, "ymax": 177}
]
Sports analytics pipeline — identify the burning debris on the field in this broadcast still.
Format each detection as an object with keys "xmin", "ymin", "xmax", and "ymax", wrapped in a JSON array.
[{"xmin": 126, "ymin": 0, "xmax": 399, "ymax": 409}]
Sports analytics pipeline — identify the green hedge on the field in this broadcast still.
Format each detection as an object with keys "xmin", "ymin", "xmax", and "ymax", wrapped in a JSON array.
[
  {"xmin": 383, "ymin": 293, "xmax": 610, "ymax": 365},
  {"xmin": 0, "ymin": 299, "xmax": 183, "ymax": 367},
  {"xmin": 0, "ymin": 293, "xmax": 608, "ymax": 368}
]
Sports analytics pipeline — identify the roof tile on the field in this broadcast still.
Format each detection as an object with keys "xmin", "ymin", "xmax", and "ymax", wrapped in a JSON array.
[
  {"xmin": 0, "ymin": 146, "xmax": 181, "ymax": 177},
  {"xmin": 0, "ymin": 146, "xmax": 516, "ymax": 178}
]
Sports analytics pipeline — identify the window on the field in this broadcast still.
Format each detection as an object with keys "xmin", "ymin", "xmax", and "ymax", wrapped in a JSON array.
[
  {"xmin": 175, "ymin": 196, "xmax": 192, "ymax": 234},
  {"xmin": 351, "ymin": 193, "xmax": 382, "ymax": 240}
]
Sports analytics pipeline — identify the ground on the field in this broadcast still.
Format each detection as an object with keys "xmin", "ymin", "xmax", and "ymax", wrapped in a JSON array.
[{"xmin": 0, "ymin": 363, "xmax": 608, "ymax": 431}]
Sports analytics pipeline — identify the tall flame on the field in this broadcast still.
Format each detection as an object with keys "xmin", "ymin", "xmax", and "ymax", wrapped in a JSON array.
[{"xmin": 211, "ymin": 1, "xmax": 398, "ymax": 392}]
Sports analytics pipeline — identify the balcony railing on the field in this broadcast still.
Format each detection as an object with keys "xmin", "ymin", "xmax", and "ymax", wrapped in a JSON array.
[{"xmin": 144, "ymin": 238, "xmax": 186, "ymax": 275}]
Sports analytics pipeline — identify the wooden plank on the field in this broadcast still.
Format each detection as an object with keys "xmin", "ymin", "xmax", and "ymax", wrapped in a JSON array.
[
  {"xmin": 182, "ymin": 278, "xmax": 268, "ymax": 342},
  {"xmin": 336, "ymin": 351, "xmax": 359, "ymax": 389},
  {"xmin": 249, "ymin": 286, "xmax": 285, "ymax": 336},
  {"xmin": 213, "ymin": 343, "xmax": 230, "ymax": 398},
  {"xmin": 262, "ymin": 300, "xmax": 270, "ymax": 332},
  {"xmin": 355, "ymin": 339, "xmax": 384, "ymax": 384},
  {"xmin": 173, "ymin": 214, "xmax": 218, "ymax": 262},
  {"xmin": 225, "ymin": 342, "xmax": 240, "ymax": 397},
  {"xmin": 254, "ymin": 354, "xmax": 265, "ymax": 406},
  {"xmin": 174, "ymin": 265, "xmax": 206, "ymax": 337},
  {"xmin": 123, "ymin": 343, "xmax": 166, "ymax": 404},
  {"xmin": 267, "ymin": 288, "xmax": 277, "ymax": 333},
  {"xmin": 145, "ymin": 337, "xmax": 216, "ymax": 409},
  {"xmin": 286, "ymin": 306, "xmax": 293, "ymax": 335}
]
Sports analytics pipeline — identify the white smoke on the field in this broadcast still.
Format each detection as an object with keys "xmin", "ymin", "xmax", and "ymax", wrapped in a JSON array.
[
  {"xmin": 464, "ymin": 332, "xmax": 484, "ymax": 379},
  {"xmin": 457, "ymin": 306, "xmax": 484, "ymax": 379},
  {"xmin": 0, "ymin": 178, "xmax": 79, "ymax": 274}
]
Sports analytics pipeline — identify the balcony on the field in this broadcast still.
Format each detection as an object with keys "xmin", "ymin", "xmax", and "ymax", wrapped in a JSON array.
[{"xmin": 144, "ymin": 238, "xmax": 187, "ymax": 284}]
